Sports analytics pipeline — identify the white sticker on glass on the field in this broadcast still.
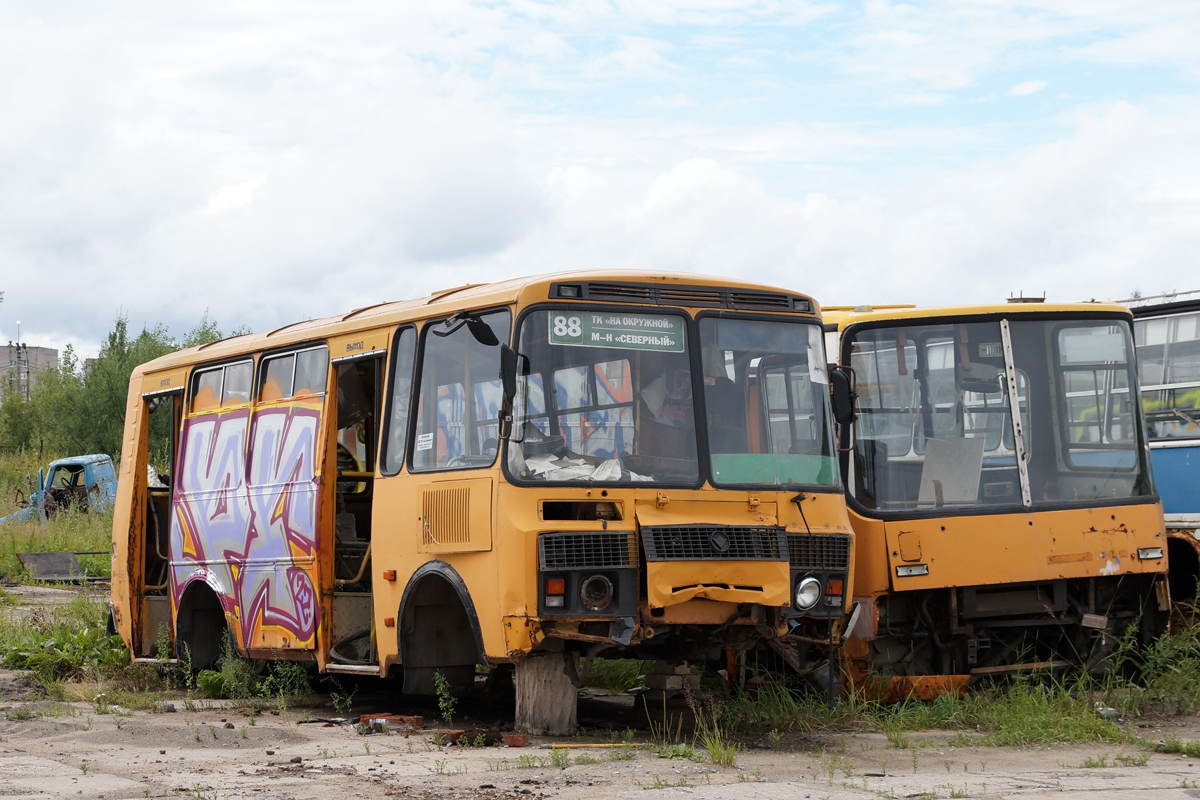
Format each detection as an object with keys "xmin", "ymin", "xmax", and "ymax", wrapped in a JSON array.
[{"xmin": 416, "ymin": 432, "xmax": 434, "ymax": 452}]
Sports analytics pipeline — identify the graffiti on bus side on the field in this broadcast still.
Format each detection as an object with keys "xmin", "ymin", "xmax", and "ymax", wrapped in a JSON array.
[{"xmin": 170, "ymin": 403, "xmax": 323, "ymax": 649}]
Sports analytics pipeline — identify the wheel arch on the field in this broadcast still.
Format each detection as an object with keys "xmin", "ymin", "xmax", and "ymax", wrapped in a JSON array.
[{"xmin": 397, "ymin": 560, "xmax": 487, "ymax": 667}]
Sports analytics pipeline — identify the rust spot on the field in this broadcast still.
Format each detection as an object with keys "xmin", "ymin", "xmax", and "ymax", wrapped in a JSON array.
[{"xmin": 1048, "ymin": 552, "xmax": 1093, "ymax": 564}]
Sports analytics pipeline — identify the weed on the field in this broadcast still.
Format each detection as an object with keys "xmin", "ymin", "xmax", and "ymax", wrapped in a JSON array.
[
  {"xmin": 767, "ymin": 728, "xmax": 783, "ymax": 749},
  {"xmin": 474, "ymin": 732, "xmax": 486, "ymax": 748},
  {"xmin": 584, "ymin": 658, "xmax": 652, "ymax": 693},
  {"xmin": 607, "ymin": 745, "xmax": 637, "ymax": 761},
  {"xmin": 79, "ymin": 762, "xmax": 88, "ymax": 774},
  {"xmin": 653, "ymin": 743, "xmax": 704, "ymax": 762},
  {"xmin": 1115, "ymin": 752, "xmax": 1150, "ymax": 767},
  {"xmin": 1160, "ymin": 734, "xmax": 1200, "ymax": 757},
  {"xmin": 5, "ymin": 705, "xmax": 33, "ymax": 721},
  {"xmin": 642, "ymin": 776, "xmax": 689, "ymax": 789},
  {"xmin": 240, "ymin": 725, "xmax": 248, "ymax": 739},
  {"xmin": 258, "ymin": 661, "xmax": 312, "ymax": 700},
  {"xmin": 82, "ymin": 716, "xmax": 93, "ymax": 731},
  {"xmin": 549, "ymin": 748, "xmax": 570, "ymax": 769},
  {"xmin": 327, "ymin": 679, "xmax": 357, "ymax": 716},
  {"xmin": 433, "ymin": 670, "xmax": 457, "ymax": 724},
  {"xmin": 516, "ymin": 754, "xmax": 539, "ymax": 769},
  {"xmin": 363, "ymin": 742, "xmax": 372, "ymax": 756},
  {"xmin": 687, "ymin": 690, "xmax": 737, "ymax": 767},
  {"xmin": 948, "ymin": 785, "xmax": 968, "ymax": 798},
  {"xmin": 574, "ymin": 753, "xmax": 600, "ymax": 765},
  {"xmin": 193, "ymin": 727, "xmax": 201, "ymax": 742},
  {"xmin": 1081, "ymin": 754, "xmax": 1111, "ymax": 768},
  {"xmin": 912, "ymin": 749, "xmax": 919, "ymax": 773},
  {"xmin": 882, "ymin": 722, "xmax": 912, "ymax": 750}
]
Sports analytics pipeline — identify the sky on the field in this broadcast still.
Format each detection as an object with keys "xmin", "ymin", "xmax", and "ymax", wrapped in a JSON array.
[{"xmin": 2, "ymin": 1, "xmax": 1199, "ymax": 356}]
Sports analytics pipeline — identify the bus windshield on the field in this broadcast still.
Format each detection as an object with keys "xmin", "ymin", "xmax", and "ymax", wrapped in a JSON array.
[
  {"xmin": 507, "ymin": 308, "xmax": 699, "ymax": 484},
  {"xmin": 699, "ymin": 317, "xmax": 838, "ymax": 487},
  {"xmin": 505, "ymin": 309, "xmax": 840, "ymax": 487},
  {"xmin": 848, "ymin": 316, "xmax": 1152, "ymax": 514}
]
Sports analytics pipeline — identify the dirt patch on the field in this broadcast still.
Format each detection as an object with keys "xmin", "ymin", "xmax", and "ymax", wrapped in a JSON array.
[
  {"xmin": 0, "ymin": 668, "xmax": 39, "ymax": 702},
  {"xmin": 3, "ymin": 704, "xmax": 1200, "ymax": 799}
]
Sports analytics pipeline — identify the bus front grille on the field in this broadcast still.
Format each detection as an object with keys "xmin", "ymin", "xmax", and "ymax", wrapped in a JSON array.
[
  {"xmin": 640, "ymin": 525, "xmax": 788, "ymax": 561},
  {"xmin": 787, "ymin": 533, "xmax": 851, "ymax": 571},
  {"xmin": 539, "ymin": 532, "xmax": 638, "ymax": 570}
]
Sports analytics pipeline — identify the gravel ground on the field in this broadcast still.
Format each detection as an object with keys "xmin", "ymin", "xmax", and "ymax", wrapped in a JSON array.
[{"xmin": 4, "ymin": 696, "xmax": 1200, "ymax": 799}]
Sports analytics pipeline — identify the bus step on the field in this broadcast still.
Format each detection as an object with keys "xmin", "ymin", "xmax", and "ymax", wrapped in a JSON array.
[
  {"xmin": 133, "ymin": 657, "xmax": 180, "ymax": 665},
  {"xmin": 324, "ymin": 664, "xmax": 381, "ymax": 675}
]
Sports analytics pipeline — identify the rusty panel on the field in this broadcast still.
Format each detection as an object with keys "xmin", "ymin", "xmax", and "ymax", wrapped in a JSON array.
[
  {"xmin": 110, "ymin": 372, "xmax": 145, "ymax": 657},
  {"xmin": 854, "ymin": 674, "xmax": 970, "ymax": 703},
  {"xmin": 883, "ymin": 503, "xmax": 1167, "ymax": 592}
]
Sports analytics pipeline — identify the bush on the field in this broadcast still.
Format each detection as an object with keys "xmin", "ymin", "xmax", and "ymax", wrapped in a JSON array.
[
  {"xmin": 258, "ymin": 661, "xmax": 312, "ymax": 700},
  {"xmin": 0, "ymin": 593, "xmax": 127, "ymax": 682}
]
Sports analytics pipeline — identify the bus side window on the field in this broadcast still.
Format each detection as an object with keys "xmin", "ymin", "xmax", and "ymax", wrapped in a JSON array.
[
  {"xmin": 412, "ymin": 309, "xmax": 512, "ymax": 472},
  {"xmin": 222, "ymin": 362, "xmax": 253, "ymax": 406},
  {"xmin": 260, "ymin": 354, "xmax": 295, "ymax": 402},
  {"xmin": 382, "ymin": 327, "xmax": 417, "ymax": 474},
  {"xmin": 191, "ymin": 368, "xmax": 222, "ymax": 413}
]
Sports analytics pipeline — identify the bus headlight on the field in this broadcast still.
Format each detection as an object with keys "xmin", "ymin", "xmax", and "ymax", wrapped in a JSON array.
[
  {"xmin": 580, "ymin": 574, "xmax": 614, "ymax": 611},
  {"xmin": 794, "ymin": 576, "xmax": 822, "ymax": 611}
]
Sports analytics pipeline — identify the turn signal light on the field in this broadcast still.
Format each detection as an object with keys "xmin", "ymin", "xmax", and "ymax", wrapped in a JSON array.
[
  {"xmin": 382, "ymin": 570, "xmax": 397, "ymax": 581},
  {"xmin": 545, "ymin": 578, "xmax": 565, "ymax": 595},
  {"xmin": 825, "ymin": 579, "xmax": 844, "ymax": 596}
]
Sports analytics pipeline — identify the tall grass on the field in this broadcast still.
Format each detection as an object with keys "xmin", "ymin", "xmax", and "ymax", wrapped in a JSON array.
[
  {"xmin": 585, "ymin": 658, "xmax": 653, "ymax": 693},
  {"xmin": 723, "ymin": 673, "xmax": 1134, "ymax": 747},
  {"xmin": 0, "ymin": 450, "xmax": 113, "ymax": 580},
  {"xmin": 0, "ymin": 509, "xmax": 112, "ymax": 580},
  {"xmin": 0, "ymin": 449, "xmax": 53, "ymax": 517}
]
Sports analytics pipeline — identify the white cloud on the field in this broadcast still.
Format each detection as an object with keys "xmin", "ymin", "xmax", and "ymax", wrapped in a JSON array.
[
  {"xmin": 1009, "ymin": 79, "xmax": 1049, "ymax": 96},
  {"xmin": 203, "ymin": 177, "xmax": 266, "ymax": 216},
  {"xmin": 642, "ymin": 93, "xmax": 699, "ymax": 108},
  {"xmin": 0, "ymin": 1, "xmax": 1198, "ymax": 355}
]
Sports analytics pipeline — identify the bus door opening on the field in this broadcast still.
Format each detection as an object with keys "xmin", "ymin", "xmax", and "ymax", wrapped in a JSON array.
[
  {"xmin": 331, "ymin": 354, "xmax": 383, "ymax": 665},
  {"xmin": 140, "ymin": 389, "xmax": 181, "ymax": 657}
]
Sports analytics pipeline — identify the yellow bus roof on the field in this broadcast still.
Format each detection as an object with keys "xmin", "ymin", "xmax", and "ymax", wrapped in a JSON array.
[
  {"xmin": 135, "ymin": 270, "xmax": 820, "ymax": 377},
  {"xmin": 822, "ymin": 300, "xmax": 1131, "ymax": 331}
]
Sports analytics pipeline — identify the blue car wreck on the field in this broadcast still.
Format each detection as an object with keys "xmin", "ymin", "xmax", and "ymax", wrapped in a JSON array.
[{"xmin": 0, "ymin": 454, "xmax": 118, "ymax": 525}]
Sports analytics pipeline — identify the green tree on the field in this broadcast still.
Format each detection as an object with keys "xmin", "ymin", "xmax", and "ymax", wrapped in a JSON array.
[{"xmin": 0, "ymin": 311, "xmax": 249, "ymax": 465}]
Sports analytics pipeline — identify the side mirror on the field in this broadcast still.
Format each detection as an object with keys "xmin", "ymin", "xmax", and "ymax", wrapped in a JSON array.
[
  {"xmin": 829, "ymin": 366, "xmax": 857, "ymax": 427},
  {"xmin": 500, "ymin": 345, "xmax": 517, "ymax": 403}
]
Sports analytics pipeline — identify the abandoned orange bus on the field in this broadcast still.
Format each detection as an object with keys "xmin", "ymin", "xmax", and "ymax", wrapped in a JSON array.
[
  {"xmin": 110, "ymin": 272, "xmax": 858, "ymax": 732},
  {"xmin": 824, "ymin": 300, "xmax": 1169, "ymax": 698}
]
